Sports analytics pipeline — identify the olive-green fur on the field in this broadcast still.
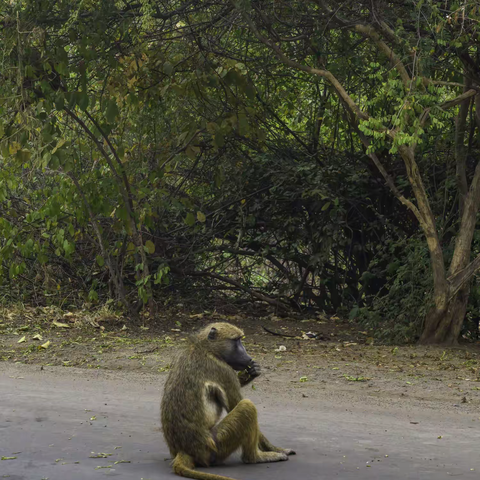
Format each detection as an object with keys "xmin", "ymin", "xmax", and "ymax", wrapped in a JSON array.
[{"xmin": 160, "ymin": 322, "xmax": 295, "ymax": 480}]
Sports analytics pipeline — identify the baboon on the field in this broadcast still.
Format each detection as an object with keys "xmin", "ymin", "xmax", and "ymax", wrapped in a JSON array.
[{"xmin": 161, "ymin": 322, "xmax": 295, "ymax": 480}]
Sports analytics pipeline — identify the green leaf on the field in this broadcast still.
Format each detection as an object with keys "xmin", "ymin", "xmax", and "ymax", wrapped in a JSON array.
[
  {"xmin": 245, "ymin": 83, "xmax": 256, "ymax": 100},
  {"xmin": 54, "ymin": 92, "xmax": 65, "ymax": 110},
  {"xmin": 78, "ymin": 92, "xmax": 89, "ymax": 111},
  {"xmin": 145, "ymin": 240, "xmax": 155, "ymax": 254},
  {"xmin": 225, "ymin": 68, "xmax": 243, "ymax": 86},
  {"xmin": 349, "ymin": 306, "xmax": 359, "ymax": 320},
  {"xmin": 56, "ymin": 62, "xmax": 68, "ymax": 76},
  {"xmin": 185, "ymin": 146, "xmax": 197, "ymax": 159},
  {"xmin": 65, "ymin": 91, "xmax": 77, "ymax": 109},
  {"xmin": 138, "ymin": 285, "xmax": 149, "ymax": 303},
  {"xmin": 214, "ymin": 168, "xmax": 224, "ymax": 188},
  {"xmin": 197, "ymin": 211, "xmax": 206, "ymax": 223},
  {"xmin": 105, "ymin": 99, "xmax": 119, "ymax": 123},
  {"xmin": 63, "ymin": 159, "xmax": 74, "ymax": 173},
  {"xmin": 88, "ymin": 290, "xmax": 99, "ymax": 302},
  {"xmin": 321, "ymin": 202, "xmax": 331, "ymax": 211},
  {"xmin": 214, "ymin": 131, "xmax": 225, "ymax": 148},
  {"xmin": 238, "ymin": 113, "xmax": 248, "ymax": 134},
  {"xmin": 49, "ymin": 155, "xmax": 60, "ymax": 169},
  {"xmin": 96, "ymin": 255, "xmax": 105, "ymax": 267},
  {"xmin": 63, "ymin": 240, "xmax": 75, "ymax": 255},
  {"xmin": 9, "ymin": 263, "xmax": 16, "ymax": 279},
  {"xmin": 51, "ymin": 138, "xmax": 66, "ymax": 154},
  {"xmin": 163, "ymin": 62, "xmax": 174, "ymax": 76},
  {"xmin": 37, "ymin": 253, "xmax": 48, "ymax": 265},
  {"xmin": 184, "ymin": 212, "xmax": 195, "ymax": 226},
  {"xmin": 16, "ymin": 149, "xmax": 31, "ymax": 163}
]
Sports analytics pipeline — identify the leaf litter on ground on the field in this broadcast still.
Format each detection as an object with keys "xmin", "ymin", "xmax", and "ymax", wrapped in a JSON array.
[{"xmin": 89, "ymin": 452, "xmax": 112, "ymax": 458}]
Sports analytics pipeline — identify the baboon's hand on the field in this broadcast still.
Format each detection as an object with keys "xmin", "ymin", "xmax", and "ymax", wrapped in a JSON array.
[
  {"xmin": 238, "ymin": 360, "xmax": 261, "ymax": 386},
  {"xmin": 246, "ymin": 360, "xmax": 261, "ymax": 378}
]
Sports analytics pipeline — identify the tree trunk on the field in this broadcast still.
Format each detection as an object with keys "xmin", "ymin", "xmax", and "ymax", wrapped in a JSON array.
[
  {"xmin": 419, "ymin": 82, "xmax": 477, "ymax": 345},
  {"xmin": 419, "ymin": 285, "xmax": 470, "ymax": 345}
]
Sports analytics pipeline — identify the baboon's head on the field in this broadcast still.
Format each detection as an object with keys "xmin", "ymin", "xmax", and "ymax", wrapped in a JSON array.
[{"xmin": 197, "ymin": 322, "xmax": 253, "ymax": 371}]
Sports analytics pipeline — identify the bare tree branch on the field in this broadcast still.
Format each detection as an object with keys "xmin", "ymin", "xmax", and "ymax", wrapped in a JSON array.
[
  {"xmin": 186, "ymin": 270, "xmax": 289, "ymax": 311},
  {"xmin": 315, "ymin": 2, "xmax": 410, "ymax": 86},
  {"xmin": 368, "ymin": 152, "xmax": 423, "ymax": 221},
  {"xmin": 420, "ymin": 89, "xmax": 477, "ymax": 127},
  {"xmin": 440, "ymin": 89, "xmax": 477, "ymax": 110},
  {"xmin": 354, "ymin": 128, "xmax": 424, "ymax": 222}
]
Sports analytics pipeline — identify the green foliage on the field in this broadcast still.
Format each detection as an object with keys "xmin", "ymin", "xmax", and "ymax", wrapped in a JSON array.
[
  {"xmin": 354, "ymin": 237, "xmax": 433, "ymax": 344},
  {"xmin": 0, "ymin": 0, "xmax": 478, "ymax": 343}
]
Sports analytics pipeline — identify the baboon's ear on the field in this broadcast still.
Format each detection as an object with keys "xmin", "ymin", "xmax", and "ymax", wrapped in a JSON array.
[{"xmin": 208, "ymin": 327, "xmax": 218, "ymax": 340}]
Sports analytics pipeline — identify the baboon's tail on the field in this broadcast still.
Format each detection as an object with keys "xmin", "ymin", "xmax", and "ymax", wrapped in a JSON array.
[{"xmin": 172, "ymin": 452, "xmax": 239, "ymax": 480}]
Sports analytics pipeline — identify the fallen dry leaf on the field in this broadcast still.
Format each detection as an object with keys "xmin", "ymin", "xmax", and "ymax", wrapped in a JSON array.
[{"xmin": 52, "ymin": 321, "xmax": 70, "ymax": 328}]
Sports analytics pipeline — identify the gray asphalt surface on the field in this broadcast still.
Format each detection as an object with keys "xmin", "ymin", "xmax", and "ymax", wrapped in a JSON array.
[{"xmin": 1, "ymin": 363, "xmax": 479, "ymax": 479}]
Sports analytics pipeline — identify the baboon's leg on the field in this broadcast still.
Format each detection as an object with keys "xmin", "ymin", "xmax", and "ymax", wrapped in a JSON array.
[
  {"xmin": 259, "ymin": 432, "xmax": 296, "ymax": 455},
  {"xmin": 212, "ymin": 399, "xmax": 288, "ymax": 464}
]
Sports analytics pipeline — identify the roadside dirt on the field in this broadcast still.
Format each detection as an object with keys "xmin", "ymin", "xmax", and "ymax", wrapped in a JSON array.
[{"xmin": 2, "ymin": 305, "xmax": 480, "ymax": 415}]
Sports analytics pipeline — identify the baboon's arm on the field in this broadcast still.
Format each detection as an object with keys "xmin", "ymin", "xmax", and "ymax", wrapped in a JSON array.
[{"xmin": 206, "ymin": 382, "xmax": 229, "ymax": 412}]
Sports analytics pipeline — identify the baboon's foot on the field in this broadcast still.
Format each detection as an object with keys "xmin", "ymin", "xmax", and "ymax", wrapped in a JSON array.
[{"xmin": 243, "ymin": 451, "xmax": 288, "ymax": 464}]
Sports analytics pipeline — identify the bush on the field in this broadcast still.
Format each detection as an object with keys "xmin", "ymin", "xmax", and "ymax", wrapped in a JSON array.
[{"xmin": 353, "ymin": 236, "xmax": 432, "ymax": 344}]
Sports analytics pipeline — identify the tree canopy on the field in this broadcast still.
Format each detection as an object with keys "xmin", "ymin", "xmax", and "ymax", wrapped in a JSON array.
[{"xmin": 1, "ymin": 0, "xmax": 480, "ymax": 344}]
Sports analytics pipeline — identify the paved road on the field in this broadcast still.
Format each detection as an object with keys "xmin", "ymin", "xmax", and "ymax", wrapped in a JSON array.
[{"xmin": 1, "ymin": 364, "xmax": 479, "ymax": 479}]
